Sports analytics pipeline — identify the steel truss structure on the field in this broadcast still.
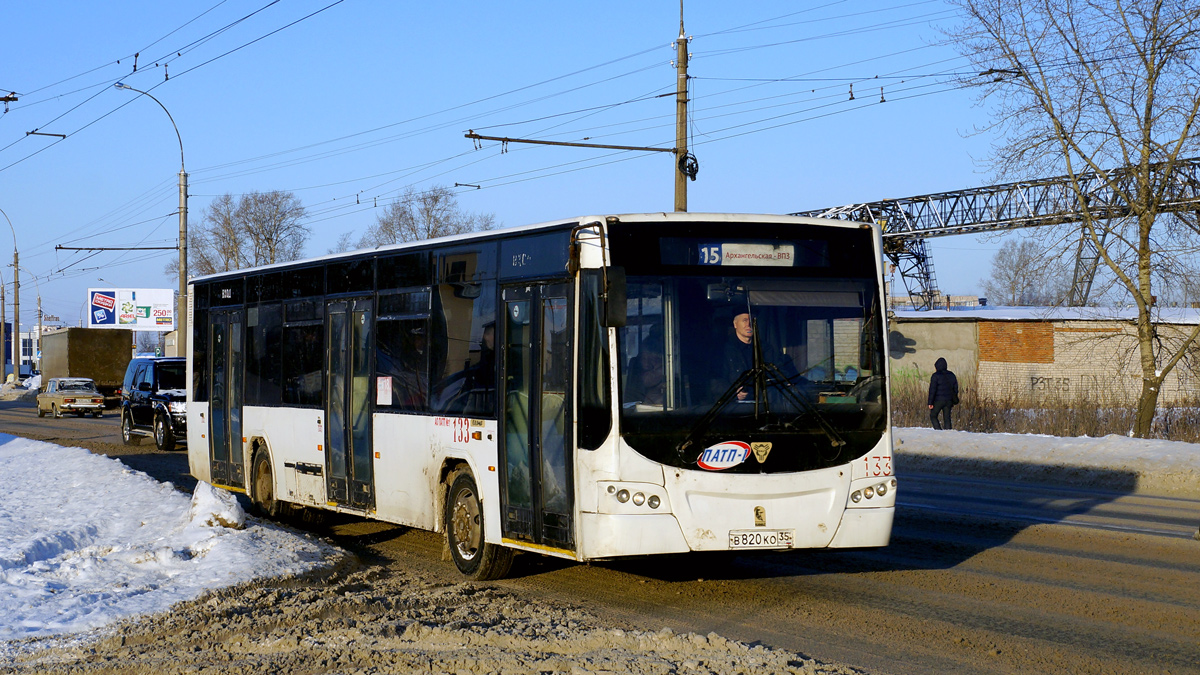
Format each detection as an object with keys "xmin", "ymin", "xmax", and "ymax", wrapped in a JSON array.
[{"xmin": 793, "ymin": 157, "xmax": 1200, "ymax": 309}]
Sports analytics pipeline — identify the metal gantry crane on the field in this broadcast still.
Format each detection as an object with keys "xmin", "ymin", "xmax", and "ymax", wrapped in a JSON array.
[{"xmin": 792, "ymin": 157, "xmax": 1200, "ymax": 309}]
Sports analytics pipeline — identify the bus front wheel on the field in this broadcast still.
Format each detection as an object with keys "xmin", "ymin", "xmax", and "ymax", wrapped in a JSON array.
[{"xmin": 445, "ymin": 471, "xmax": 513, "ymax": 581}]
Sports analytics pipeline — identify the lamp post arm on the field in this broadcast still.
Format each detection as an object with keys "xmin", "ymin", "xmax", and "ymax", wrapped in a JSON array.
[{"xmin": 114, "ymin": 84, "xmax": 184, "ymax": 170}]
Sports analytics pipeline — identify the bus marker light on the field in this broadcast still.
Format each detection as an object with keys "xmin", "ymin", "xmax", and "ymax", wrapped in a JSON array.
[
  {"xmin": 633, "ymin": 492, "xmax": 646, "ymax": 506},
  {"xmin": 375, "ymin": 452, "xmax": 380, "ymax": 458},
  {"xmin": 617, "ymin": 489, "xmax": 630, "ymax": 503},
  {"xmin": 648, "ymin": 495, "xmax": 661, "ymax": 509},
  {"xmin": 317, "ymin": 445, "xmax": 323, "ymax": 452},
  {"xmin": 472, "ymin": 431, "xmax": 483, "ymax": 440}
]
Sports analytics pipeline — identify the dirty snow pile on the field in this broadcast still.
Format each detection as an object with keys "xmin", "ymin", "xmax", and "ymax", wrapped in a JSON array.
[
  {"xmin": 0, "ymin": 433, "xmax": 341, "ymax": 654},
  {"xmin": 0, "ymin": 377, "xmax": 37, "ymax": 402},
  {"xmin": 895, "ymin": 427, "xmax": 1200, "ymax": 497}
]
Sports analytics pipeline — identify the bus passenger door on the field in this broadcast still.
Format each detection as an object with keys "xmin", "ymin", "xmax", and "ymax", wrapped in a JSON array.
[
  {"xmin": 209, "ymin": 309, "xmax": 246, "ymax": 489},
  {"xmin": 500, "ymin": 282, "xmax": 574, "ymax": 551},
  {"xmin": 325, "ymin": 297, "xmax": 375, "ymax": 510}
]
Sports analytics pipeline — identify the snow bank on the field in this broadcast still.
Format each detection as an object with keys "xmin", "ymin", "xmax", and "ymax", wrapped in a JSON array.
[
  {"xmin": 895, "ymin": 427, "xmax": 1200, "ymax": 497},
  {"xmin": 0, "ymin": 381, "xmax": 37, "ymax": 402},
  {"xmin": 0, "ymin": 433, "xmax": 342, "ymax": 648}
]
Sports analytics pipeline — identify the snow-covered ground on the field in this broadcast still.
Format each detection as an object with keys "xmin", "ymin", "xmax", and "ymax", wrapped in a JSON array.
[
  {"xmin": 0, "ymin": 434, "xmax": 341, "ymax": 656},
  {"xmin": 895, "ymin": 427, "xmax": 1200, "ymax": 497},
  {"xmin": 1, "ymin": 426, "xmax": 1197, "ymax": 662}
]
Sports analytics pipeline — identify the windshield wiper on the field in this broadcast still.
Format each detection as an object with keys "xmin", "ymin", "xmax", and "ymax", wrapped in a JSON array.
[{"xmin": 677, "ymin": 318, "xmax": 846, "ymax": 455}]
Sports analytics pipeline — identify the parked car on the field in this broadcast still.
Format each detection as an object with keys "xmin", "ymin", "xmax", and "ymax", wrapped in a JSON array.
[
  {"xmin": 120, "ymin": 357, "xmax": 187, "ymax": 451},
  {"xmin": 37, "ymin": 378, "xmax": 105, "ymax": 418}
]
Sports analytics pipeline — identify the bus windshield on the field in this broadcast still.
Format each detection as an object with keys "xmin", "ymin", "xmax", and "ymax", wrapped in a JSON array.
[{"xmin": 610, "ymin": 223, "xmax": 887, "ymax": 473}]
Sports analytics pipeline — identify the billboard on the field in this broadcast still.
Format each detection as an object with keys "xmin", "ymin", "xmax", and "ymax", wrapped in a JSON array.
[{"xmin": 88, "ymin": 288, "xmax": 175, "ymax": 332}]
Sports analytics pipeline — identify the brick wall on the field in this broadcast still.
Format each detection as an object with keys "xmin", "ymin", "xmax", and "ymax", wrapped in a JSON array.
[{"xmin": 978, "ymin": 321, "xmax": 1054, "ymax": 363}]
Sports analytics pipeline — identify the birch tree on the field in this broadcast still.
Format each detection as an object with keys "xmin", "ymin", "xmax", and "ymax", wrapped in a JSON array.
[{"xmin": 948, "ymin": 0, "xmax": 1200, "ymax": 435}]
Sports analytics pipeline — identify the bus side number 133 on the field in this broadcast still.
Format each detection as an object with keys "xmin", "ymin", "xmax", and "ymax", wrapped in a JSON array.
[{"xmin": 865, "ymin": 455, "xmax": 892, "ymax": 476}]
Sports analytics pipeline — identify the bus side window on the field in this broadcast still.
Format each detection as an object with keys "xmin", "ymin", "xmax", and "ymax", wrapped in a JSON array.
[
  {"xmin": 246, "ymin": 303, "xmax": 283, "ymax": 406},
  {"xmin": 376, "ymin": 317, "xmax": 430, "ymax": 412},
  {"xmin": 282, "ymin": 323, "xmax": 323, "ymax": 406},
  {"xmin": 430, "ymin": 280, "xmax": 497, "ymax": 417}
]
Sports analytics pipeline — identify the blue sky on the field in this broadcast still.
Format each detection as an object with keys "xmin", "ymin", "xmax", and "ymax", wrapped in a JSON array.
[{"xmin": 0, "ymin": 0, "xmax": 1005, "ymax": 329}]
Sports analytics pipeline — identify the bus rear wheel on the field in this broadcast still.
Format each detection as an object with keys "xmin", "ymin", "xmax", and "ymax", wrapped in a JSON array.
[
  {"xmin": 252, "ymin": 451, "xmax": 282, "ymax": 519},
  {"xmin": 445, "ymin": 471, "xmax": 513, "ymax": 580}
]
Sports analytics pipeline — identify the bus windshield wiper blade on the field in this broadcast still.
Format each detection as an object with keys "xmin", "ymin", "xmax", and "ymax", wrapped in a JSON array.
[
  {"xmin": 676, "ymin": 367, "xmax": 759, "ymax": 455},
  {"xmin": 760, "ymin": 360, "xmax": 846, "ymax": 448}
]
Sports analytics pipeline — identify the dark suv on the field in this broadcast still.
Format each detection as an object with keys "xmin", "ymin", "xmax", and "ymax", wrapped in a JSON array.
[{"xmin": 120, "ymin": 357, "xmax": 187, "ymax": 451}]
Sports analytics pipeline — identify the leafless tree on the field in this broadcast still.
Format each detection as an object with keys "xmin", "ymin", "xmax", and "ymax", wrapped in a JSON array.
[
  {"xmin": 947, "ymin": 0, "xmax": 1200, "ymax": 436},
  {"xmin": 328, "ymin": 231, "xmax": 356, "ymax": 255},
  {"xmin": 237, "ymin": 191, "xmax": 308, "ymax": 266},
  {"xmin": 358, "ymin": 185, "xmax": 495, "ymax": 247},
  {"xmin": 165, "ymin": 190, "xmax": 309, "ymax": 279},
  {"xmin": 981, "ymin": 237, "xmax": 1072, "ymax": 305}
]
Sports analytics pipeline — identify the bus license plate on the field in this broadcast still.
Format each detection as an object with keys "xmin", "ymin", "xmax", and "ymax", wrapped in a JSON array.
[{"xmin": 728, "ymin": 529, "xmax": 795, "ymax": 549}]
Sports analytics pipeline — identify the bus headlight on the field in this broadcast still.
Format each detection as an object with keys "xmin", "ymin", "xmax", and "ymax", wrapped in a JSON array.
[
  {"xmin": 863, "ymin": 486, "xmax": 875, "ymax": 499},
  {"xmin": 647, "ymin": 495, "xmax": 661, "ymax": 509},
  {"xmin": 850, "ymin": 491, "xmax": 862, "ymax": 503},
  {"xmin": 632, "ymin": 492, "xmax": 646, "ymax": 506},
  {"xmin": 876, "ymin": 482, "xmax": 887, "ymax": 497},
  {"xmin": 616, "ymin": 489, "xmax": 630, "ymax": 503}
]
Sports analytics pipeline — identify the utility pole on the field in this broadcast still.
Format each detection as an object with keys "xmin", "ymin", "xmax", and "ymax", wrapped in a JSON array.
[
  {"xmin": 114, "ymin": 83, "xmax": 187, "ymax": 356},
  {"xmin": 465, "ymin": 10, "xmax": 695, "ymax": 212},
  {"xmin": 1, "ymin": 273, "xmax": 5, "ymax": 378},
  {"xmin": 36, "ymin": 295, "xmax": 42, "ymax": 371},
  {"xmin": 674, "ymin": 12, "xmax": 690, "ymax": 212},
  {"xmin": 11, "ymin": 250, "xmax": 17, "ymax": 379}
]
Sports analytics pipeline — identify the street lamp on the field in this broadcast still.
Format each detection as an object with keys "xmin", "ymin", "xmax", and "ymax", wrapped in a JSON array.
[
  {"xmin": 114, "ymin": 82, "xmax": 188, "ymax": 356},
  {"xmin": 0, "ymin": 207, "xmax": 17, "ymax": 380}
]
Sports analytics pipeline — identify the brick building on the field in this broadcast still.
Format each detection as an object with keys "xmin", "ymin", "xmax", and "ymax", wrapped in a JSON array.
[{"xmin": 888, "ymin": 308, "xmax": 1200, "ymax": 405}]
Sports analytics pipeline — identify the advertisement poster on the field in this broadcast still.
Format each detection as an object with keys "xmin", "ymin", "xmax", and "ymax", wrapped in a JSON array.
[{"xmin": 88, "ymin": 288, "xmax": 175, "ymax": 332}]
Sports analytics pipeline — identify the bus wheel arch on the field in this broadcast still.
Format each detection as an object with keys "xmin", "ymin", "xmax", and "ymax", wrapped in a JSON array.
[{"xmin": 442, "ymin": 465, "xmax": 513, "ymax": 580}]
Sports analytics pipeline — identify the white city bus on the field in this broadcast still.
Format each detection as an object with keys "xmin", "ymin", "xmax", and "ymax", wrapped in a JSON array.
[{"xmin": 186, "ymin": 212, "xmax": 894, "ymax": 579}]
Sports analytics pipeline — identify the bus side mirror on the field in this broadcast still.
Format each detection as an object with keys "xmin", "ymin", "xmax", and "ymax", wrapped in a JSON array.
[{"xmin": 604, "ymin": 266, "xmax": 627, "ymax": 328}]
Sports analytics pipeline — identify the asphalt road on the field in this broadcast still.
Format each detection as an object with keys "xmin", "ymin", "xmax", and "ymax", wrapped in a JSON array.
[{"xmin": 2, "ymin": 399, "xmax": 1198, "ymax": 675}]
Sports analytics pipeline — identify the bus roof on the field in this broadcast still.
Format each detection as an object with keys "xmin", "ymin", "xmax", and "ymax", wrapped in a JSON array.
[{"xmin": 190, "ymin": 212, "xmax": 869, "ymax": 285}]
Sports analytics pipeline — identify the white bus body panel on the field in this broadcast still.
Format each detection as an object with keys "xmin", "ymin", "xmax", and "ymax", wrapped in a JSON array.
[
  {"xmin": 187, "ymin": 401, "xmax": 211, "ymax": 485},
  {"xmin": 241, "ymin": 405, "xmax": 326, "ymax": 505},
  {"xmin": 370, "ymin": 413, "xmax": 499, "ymax": 537}
]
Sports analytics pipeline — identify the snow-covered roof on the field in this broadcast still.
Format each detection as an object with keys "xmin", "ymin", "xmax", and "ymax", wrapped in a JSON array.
[{"xmin": 895, "ymin": 306, "xmax": 1200, "ymax": 324}]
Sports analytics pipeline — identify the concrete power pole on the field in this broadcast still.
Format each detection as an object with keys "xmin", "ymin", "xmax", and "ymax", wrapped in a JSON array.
[
  {"xmin": 674, "ymin": 15, "xmax": 690, "ymax": 212},
  {"xmin": 36, "ymin": 295, "xmax": 42, "ymax": 371},
  {"xmin": 178, "ymin": 168, "xmax": 188, "ymax": 356},
  {"xmin": 1, "ymin": 276, "xmax": 5, "ymax": 378},
  {"xmin": 11, "ymin": 250, "xmax": 17, "ymax": 378},
  {"xmin": 465, "ymin": 9, "xmax": 696, "ymax": 212}
]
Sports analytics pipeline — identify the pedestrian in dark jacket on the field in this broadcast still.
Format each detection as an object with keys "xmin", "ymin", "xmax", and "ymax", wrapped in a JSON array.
[{"xmin": 927, "ymin": 357, "xmax": 958, "ymax": 430}]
